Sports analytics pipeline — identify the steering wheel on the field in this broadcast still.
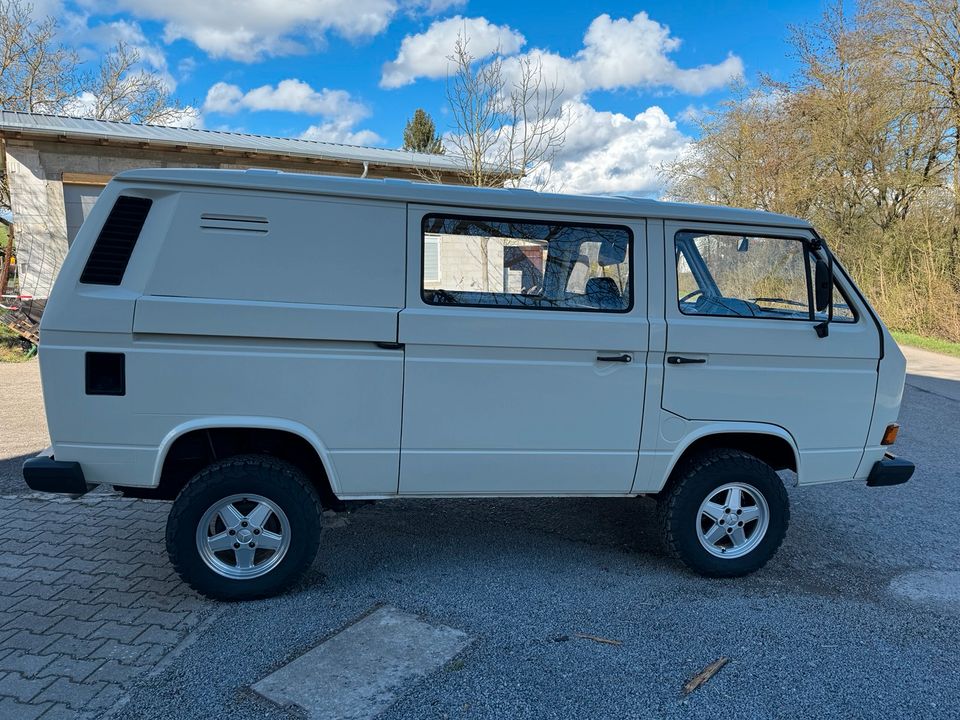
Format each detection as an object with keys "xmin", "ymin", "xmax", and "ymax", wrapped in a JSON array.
[{"xmin": 679, "ymin": 288, "xmax": 704, "ymax": 303}]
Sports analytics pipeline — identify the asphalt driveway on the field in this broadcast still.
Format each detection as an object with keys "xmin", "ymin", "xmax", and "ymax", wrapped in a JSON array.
[{"xmin": 0, "ymin": 347, "xmax": 957, "ymax": 719}]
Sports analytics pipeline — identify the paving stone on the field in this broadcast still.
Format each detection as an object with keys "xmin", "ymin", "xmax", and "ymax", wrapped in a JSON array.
[
  {"xmin": 55, "ymin": 573, "xmax": 98, "ymax": 589},
  {"xmin": 90, "ymin": 590, "xmax": 142, "ymax": 608},
  {"xmin": 25, "ymin": 556, "xmax": 69, "ymax": 571},
  {"xmin": 0, "ymin": 566, "xmax": 30, "ymax": 581},
  {"xmin": 89, "ymin": 641, "xmax": 167, "ymax": 666},
  {"xmin": 90, "ymin": 561, "xmax": 138, "ymax": 578},
  {"xmin": 0, "ymin": 671, "xmax": 55, "ymax": 702},
  {"xmin": 37, "ymin": 656, "xmax": 104, "ymax": 683},
  {"xmin": 0, "ymin": 553, "xmax": 34, "ymax": 567},
  {"xmin": 37, "ymin": 702, "xmax": 95, "ymax": 720},
  {"xmin": 3, "ymin": 632, "xmax": 60, "ymax": 654},
  {"xmin": 45, "ymin": 618, "xmax": 103, "ymax": 641},
  {"xmin": 4, "ymin": 614, "xmax": 60, "ymax": 634},
  {"xmin": 0, "ymin": 697, "xmax": 50, "ymax": 720},
  {"xmin": 14, "ymin": 583, "xmax": 62, "ymax": 600},
  {"xmin": 51, "ymin": 587, "xmax": 104, "ymax": 604},
  {"xmin": 0, "ymin": 653, "xmax": 56, "ymax": 677},
  {"xmin": 0, "ymin": 596, "xmax": 24, "ymax": 613},
  {"xmin": 90, "ymin": 622, "xmax": 144, "ymax": 644},
  {"xmin": 133, "ymin": 626, "xmax": 182, "ymax": 647},
  {"xmin": 9, "ymin": 598, "xmax": 67, "ymax": 617},
  {"xmin": 86, "ymin": 682, "xmax": 125, "ymax": 711},
  {"xmin": 86, "ymin": 660, "xmax": 145, "ymax": 686},
  {"xmin": 41, "ymin": 636, "xmax": 106, "ymax": 660},
  {"xmin": 34, "ymin": 678, "xmax": 106, "ymax": 710},
  {"xmin": 48, "ymin": 603, "xmax": 107, "ymax": 622},
  {"xmin": 0, "ymin": 580, "xmax": 30, "ymax": 596},
  {"xmin": 23, "ymin": 569, "xmax": 69, "ymax": 585},
  {"xmin": 135, "ymin": 608, "xmax": 190, "ymax": 630},
  {"xmin": 90, "ymin": 574, "xmax": 137, "ymax": 592},
  {"xmin": 89, "ymin": 606, "xmax": 145, "ymax": 625},
  {"xmin": 57, "ymin": 559, "xmax": 100, "ymax": 574}
]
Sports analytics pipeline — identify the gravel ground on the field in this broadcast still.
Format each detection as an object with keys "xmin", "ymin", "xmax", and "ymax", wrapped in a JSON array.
[
  {"xmin": 2, "ymin": 351, "xmax": 957, "ymax": 719},
  {"xmin": 0, "ymin": 358, "xmax": 48, "ymax": 494}
]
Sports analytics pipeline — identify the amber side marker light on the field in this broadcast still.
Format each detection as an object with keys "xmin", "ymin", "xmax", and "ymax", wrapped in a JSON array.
[{"xmin": 881, "ymin": 423, "xmax": 900, "ymax": 446}]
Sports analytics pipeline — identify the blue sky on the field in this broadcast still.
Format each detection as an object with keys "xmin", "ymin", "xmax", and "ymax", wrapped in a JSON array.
[{"xmin": 55, "ymin": 0, "xmax": 826, "ymax": 194}]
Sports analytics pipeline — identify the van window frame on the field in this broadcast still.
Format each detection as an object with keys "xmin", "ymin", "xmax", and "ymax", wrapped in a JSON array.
[
  {"xmin": 420, "ymin": 212, "xmax": 635, "ymax": 314},
  {"xmin": 674, "ymin": 229, "xmax": 858, "ymax": 324}
]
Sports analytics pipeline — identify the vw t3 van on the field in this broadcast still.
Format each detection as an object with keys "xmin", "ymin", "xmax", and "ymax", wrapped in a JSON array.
[{"xmin": 24, "ymin": 169, "xmax": 914, "ymax": 600}]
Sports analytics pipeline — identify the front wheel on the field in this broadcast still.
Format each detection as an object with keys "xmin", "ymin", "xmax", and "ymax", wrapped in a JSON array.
[
  {"xmin": 166, "ymin": 455, "xmax": 323, "ymax": 600},
  {"xmin": 658, "ymin": 449, "xmax": 789, "ymax": 577}
]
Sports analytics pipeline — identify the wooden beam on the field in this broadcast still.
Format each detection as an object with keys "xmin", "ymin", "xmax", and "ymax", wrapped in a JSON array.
[{"xmin": 61, "ymin": 172, "xmax": 111, "ymax": 186}]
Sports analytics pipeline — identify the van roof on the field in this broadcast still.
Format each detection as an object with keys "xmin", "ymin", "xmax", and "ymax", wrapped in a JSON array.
[{"xmin": 114, "ymin": 168, "xmax": 813, "ymax": 230}]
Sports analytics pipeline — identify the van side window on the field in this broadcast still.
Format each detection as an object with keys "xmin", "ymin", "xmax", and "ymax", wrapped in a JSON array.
[
  {"xmin": 421, "ymin": 215, "xmax": 632, "ymax": 312},
  {"xmin": 676, "ymin": 232, "xmax": 814, "ymax": 320}
]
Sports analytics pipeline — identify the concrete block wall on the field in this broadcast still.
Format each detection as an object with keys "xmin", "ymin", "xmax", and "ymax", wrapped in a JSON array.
[{"xmin": 5, "ymin": 143, "xmax": 69, "ymax": 303}]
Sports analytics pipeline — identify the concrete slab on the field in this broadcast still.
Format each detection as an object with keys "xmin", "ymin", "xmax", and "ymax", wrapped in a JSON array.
[{"xmin": 252, "ymin": 607, "xmax": 470, "ymax": 720}]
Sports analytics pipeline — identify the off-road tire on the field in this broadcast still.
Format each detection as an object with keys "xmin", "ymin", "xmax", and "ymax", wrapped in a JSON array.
[
  {"xmin": 658, "ymin": 449, "xmax": 789, "ymax": 578},
  {"xmin": 166, "ymin": 454, "xmax": 323, "ymax": 600}
]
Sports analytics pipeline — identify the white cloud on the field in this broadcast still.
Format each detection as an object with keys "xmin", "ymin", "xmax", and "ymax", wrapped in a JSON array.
[
  {"xmin": 301, "ymin": 122, "xmax": 383, "ymax": 146},
  {"xmin": 385, "ymin": 12, "xmax": 742, "ymax": 97},
  {"xmin": 381, "ymin": 16, "xmax": 526, "ymax": 88},
  {"xmin": 531, "ymin": 101, "xmax": 691, "ymax": 196},
  {"xmin": 203, "ymin": 79, "xmax": 369, "ymax": 124},
  {"xmin": 102, "ymin": 0, "xmax": 399, "ymax": 62},
  {"xmin": 404, "ymin": 0, "xmax": 467, "ymax": 14},
  {"xmin": 203, "ymin": 79, "xmax": 378, "ymax": 146}
]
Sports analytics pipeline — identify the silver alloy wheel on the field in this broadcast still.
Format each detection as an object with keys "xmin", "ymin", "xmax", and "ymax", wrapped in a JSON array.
[
  {"xmin": 195, "ymin": 494, "xmax": 291, "ymax": 580},
  {"xmin": 696, "ymin": 482, "xmax": 770, "ymax": 559}
]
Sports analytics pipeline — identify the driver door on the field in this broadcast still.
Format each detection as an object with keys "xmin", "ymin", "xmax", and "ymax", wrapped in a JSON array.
[{"xmin": 662, "ymin": 221, "xmax": 880, "ymax": 483}]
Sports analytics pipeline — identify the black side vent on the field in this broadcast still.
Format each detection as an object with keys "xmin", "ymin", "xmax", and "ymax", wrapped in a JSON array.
[{"xmin": 80, "ymin": 196, "xmax": 153, "ymax": 285}]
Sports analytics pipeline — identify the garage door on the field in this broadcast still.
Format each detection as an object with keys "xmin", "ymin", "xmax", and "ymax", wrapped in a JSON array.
[{"xmin": 63, "ymin": 183, "xmax": 104, "ymax": 246}]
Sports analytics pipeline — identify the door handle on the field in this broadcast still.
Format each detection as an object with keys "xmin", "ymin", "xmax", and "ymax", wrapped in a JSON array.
[
  {"xmin": 597, "ymin": 353, "xmax": 632, "ymax": 363},
  {"xmin": 667, "ymin": 355, "xmax": 706, "ymax": 365}
]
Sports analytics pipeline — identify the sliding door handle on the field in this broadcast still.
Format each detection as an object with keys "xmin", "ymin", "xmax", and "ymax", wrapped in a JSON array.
[
  {"xmin": 667, "ymin": 355, "xmax": 706, "ymax": 365},
  {"xmin": 597, "ymin": 353, "xmax": 632, "ymax": 363}
]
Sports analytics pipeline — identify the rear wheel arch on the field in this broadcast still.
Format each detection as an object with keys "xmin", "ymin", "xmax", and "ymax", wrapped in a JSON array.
[{"xmin": 148, "ymin": 420, "xmax": 340, "ymax": 506}]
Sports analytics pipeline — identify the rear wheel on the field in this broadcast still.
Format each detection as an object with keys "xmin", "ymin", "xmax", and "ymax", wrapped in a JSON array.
[
  {"xmin": 166, "ymin": 455, "xmax": 322, "ymax": 600},
  {"xmin": 658, "ymin": 449, "xmax": 789, "ymax": 577}
]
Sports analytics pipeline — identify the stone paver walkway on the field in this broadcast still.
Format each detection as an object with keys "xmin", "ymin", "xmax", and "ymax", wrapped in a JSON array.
[{"xmin": 0, "ymin": 492, "xmax": 213, "ymax": 719}]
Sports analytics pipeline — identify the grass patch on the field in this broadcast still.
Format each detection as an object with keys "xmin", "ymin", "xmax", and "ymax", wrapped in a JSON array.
[
  {"xmin": 891, "ymin": 331, "xmax": 960, "ymax": 359},
  {"xmin": 0, "ymin": 322, "xmax": 34, "ymax": 363}
]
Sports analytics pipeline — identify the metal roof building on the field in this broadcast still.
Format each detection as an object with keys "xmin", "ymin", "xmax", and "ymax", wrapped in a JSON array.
[{"xmin": 0, "ymin": 111, "xmax": 466, "ymax": 319}]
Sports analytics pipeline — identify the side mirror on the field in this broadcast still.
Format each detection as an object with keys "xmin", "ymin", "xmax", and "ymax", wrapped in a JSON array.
[{"xmin": 814, "ymin": 257, "xmax": 832, "ymax": 313}]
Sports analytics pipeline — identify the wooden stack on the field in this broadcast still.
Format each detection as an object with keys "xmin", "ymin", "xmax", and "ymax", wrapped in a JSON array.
[{"xmin": 1, "ymin": 312, "xmax": 40, "ymax": 346}]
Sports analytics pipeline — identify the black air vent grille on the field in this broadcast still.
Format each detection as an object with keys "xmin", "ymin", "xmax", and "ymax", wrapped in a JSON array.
[{"xmin": 80, "ymin": 196, "xmax": 153, "ymax": 285}]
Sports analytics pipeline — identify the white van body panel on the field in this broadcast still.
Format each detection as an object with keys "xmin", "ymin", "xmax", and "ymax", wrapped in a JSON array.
[{"xmin": 34, "ymin": 169, "xmax": 908, "ymax": 500}]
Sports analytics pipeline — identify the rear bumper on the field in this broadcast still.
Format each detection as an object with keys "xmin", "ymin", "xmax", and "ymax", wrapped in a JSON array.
[
  {"xmin": 22, "ymin": 454, "xmax": 91, "ymax": 496},
  {"xmin": 866, "ymin": 453, "xmax": 915, "ymax": 487}
]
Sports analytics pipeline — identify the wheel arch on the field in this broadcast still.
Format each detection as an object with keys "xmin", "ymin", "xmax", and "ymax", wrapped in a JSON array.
[
  {"xmin": 658, "ymin": 423, "xmax": 801, "ymax": 495},
  {"xmin": 151, "ymin": 417, "xmax": 341, "ymax": 502}
]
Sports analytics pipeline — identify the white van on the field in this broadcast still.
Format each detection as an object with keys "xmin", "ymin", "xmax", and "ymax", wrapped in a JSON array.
[{"xmin": 24, "ymin": 169, "xmax": 914, "ymax": 600}]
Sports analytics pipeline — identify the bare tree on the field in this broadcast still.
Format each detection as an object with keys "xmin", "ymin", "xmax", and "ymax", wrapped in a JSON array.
[
  {"xmin": 0, "ymin": 4, "xmax": 195, "ymax": 209},
  {"xmin": 0, "ymin": 0, "xmax": 78, "ymax": 114},
  {"xmin": 874, "ymin": 0, "xmax": 960, "ymax": 287},
  {"xmin": 80, "ymin": 42, "xmax": 194, "ymax": 126},
  {"xmin": 444, "ymin": 36, "xmax": 569, "ymax": 187}
]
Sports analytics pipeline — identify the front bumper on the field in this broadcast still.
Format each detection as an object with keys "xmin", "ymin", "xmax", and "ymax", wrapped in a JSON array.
[
  {"xmin": 866, "ymin": 453, "xmax": 915, "ymax": 487},
  {"xmin": 23, "ymin": 454, "xmax": 91, "ymax": 496}
]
